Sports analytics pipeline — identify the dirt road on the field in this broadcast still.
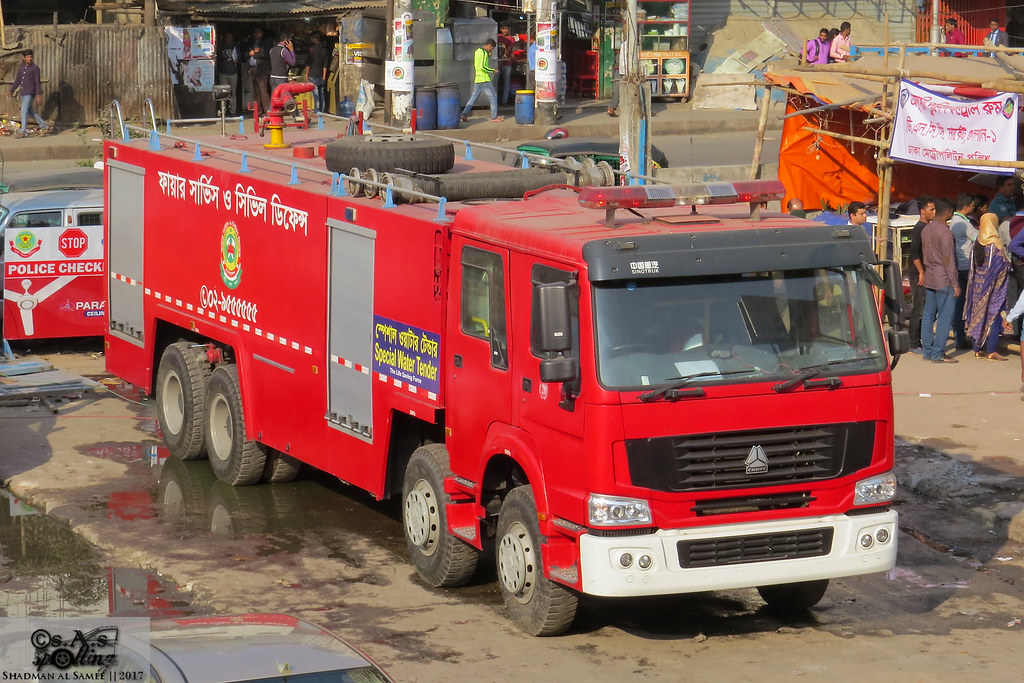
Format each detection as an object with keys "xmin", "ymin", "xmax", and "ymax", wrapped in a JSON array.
[{"xmin": 3, "ymin": 343, "xmax": 1024, "ymax": 682}]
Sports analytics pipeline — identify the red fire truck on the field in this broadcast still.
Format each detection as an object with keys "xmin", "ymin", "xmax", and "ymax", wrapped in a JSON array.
[{"xmin": 103, "ymin": 119, "xmax": 907, "ymax": 636}]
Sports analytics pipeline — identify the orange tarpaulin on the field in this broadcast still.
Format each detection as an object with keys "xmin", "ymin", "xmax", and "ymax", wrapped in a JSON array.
[{"xmin": 778, "ymin": 97, "xmax": 987, "ymax": 213}]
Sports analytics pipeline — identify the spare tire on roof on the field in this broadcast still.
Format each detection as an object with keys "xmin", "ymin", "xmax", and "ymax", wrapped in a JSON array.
[{"xmin": 324, "ymin": 134, "xmax": 456, "ymax": 175}]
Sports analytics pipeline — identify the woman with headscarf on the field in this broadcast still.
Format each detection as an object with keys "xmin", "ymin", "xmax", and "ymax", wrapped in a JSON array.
[{"xmin": 964, "ymin": 212, "xmax": 1011, "ymax": 360}]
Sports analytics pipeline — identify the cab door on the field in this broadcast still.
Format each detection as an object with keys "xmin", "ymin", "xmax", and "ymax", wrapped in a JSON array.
[{"xmin": 445, "ymin": 238, "xmax": 513, "ymax": 475}]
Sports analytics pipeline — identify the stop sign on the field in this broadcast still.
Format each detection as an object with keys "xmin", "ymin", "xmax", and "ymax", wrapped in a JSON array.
[{"xmin": 58, "ymin": 228, "xmax": 88, "ymax": 258}]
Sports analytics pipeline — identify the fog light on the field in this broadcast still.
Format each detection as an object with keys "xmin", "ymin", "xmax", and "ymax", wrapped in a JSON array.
[
  {"xmin": 859, "ymin": 533, "xmax": 874, "ymax": 548},
  {"xmin": 638, "ymin": 554, "xmax": 653, "ymax": 570},
  {"xmin": 619, "ymin": 552, "xmax": 633, "ymax": 568},
  {"xmin": 876, "ymin": 528, "xmax": 890, "ymax": 544}
]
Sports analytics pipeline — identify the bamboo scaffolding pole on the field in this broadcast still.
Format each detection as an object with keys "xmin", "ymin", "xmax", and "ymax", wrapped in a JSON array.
[
  {"xmin": 749, "ymin": 85, "xmax": 771, "ymax": 180},
  {"xmin": 856, "ymin": 42, "xmax": 1024, "ymax": 55},
  {"xmin": 780, "ymin": 95, "xmax": 876, "ymax": 119},
  {"xmin": 956, "ymin": 158, "xmax": 1024, "ymax": 170},
  {"xmin": 801, "ymin": 126, "xmax": 888, "ymax": 149},
  {"xmin": 792, "ymin": 63, "xmax": 1023, "ymax": 86}
]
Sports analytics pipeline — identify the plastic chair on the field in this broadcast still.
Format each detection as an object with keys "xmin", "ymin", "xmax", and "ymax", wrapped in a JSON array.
[{"xmin": 572, "ymin": 50, "xmax": 599, "ymax": 98}]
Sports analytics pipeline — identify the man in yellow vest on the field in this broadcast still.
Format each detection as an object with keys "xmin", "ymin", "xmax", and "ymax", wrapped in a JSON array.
[{"xmin": 461, "ymin": 39, "xmax": 503, "ymax": 122}]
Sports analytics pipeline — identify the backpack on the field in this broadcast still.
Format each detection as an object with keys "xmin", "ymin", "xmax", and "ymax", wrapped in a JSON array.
[{"xmin": 805, "ymin": 38, "xmax": 819, "ymax": 63}]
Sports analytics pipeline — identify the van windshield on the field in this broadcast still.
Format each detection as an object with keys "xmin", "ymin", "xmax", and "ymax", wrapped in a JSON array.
[{"xmin": 593, "ymin": 267, "xmax": 887, "ymax": 389}]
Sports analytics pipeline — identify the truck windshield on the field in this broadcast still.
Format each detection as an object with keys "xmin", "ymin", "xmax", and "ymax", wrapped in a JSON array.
[{"xmin": 593, "ymin": 266, "xmax": 887, "ymax": 389}]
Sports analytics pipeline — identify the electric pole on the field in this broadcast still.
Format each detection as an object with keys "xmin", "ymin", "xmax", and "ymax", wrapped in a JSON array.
[
  {"xmin": 534, "ymin": 0, "xmax": 557, "ymax": 127},
  {"xmin": 386, "ymin": 0, "xmax": 414, "ymax": 127},
  {"xmin": 619, "ymin": 0, "xmax": 650, "ymax": 179}
]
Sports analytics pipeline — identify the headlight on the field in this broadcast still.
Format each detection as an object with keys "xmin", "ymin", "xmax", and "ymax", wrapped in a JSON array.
[
  {"xmin": 588, "ymin": 493, "xmax": 652, "ymax": 527},
  {"xmin": 854, "ymin": 472, "xmax": 897, "ymax": 506}
]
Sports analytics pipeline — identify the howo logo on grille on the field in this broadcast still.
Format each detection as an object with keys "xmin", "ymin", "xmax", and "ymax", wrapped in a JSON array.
[{"xmin": 745, "ymin": 445, "xmax": 769, "ymax": 475}]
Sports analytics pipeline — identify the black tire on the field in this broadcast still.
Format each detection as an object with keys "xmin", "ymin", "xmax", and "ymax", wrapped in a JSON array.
[
  {"xmin": 204, "ymin": 365, "xmax": 267, "ymax": 486},
  {"xmin": 402, "ymin": 444, "xmax": 479, "ymax": 587},
  {"xmin": 262, "ymin": 449, "xmax": 302, "ymax": 483},
  {"xmin": 325, "ymin": 135, "xmax": 456, "ymax": 175},
  {"xmin": 757, "ymin": 579, "xmax": 829, "ymax": 610},
  {"xmin": 156, "ymin": 342, "xmax": 211, "ymax": 460},
  {"xmin": 496, "ymin": 486, "xmax": 579, "ymax": 636}
]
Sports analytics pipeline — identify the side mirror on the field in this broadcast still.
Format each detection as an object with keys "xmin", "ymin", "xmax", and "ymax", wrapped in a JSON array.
[
  {"xmin": 887, "ymin": 328, "xmax": 909, "ymax": 356},
  {"xmin": 540, "ymin": 357, "xmax": 577, "ymax": 383},
  {"xmin": 532, "ymin": 282, "xmax": 572, "ymax": 353},
  {"xmin": 879, "ymin": 260, "xmax": 904, "ymax": 327}
]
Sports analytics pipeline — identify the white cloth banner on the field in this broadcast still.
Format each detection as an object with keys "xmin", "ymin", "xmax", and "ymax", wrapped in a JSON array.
[{"xmin": 890, "ymin": 79, "xmax": 1018, "ymax": 173}]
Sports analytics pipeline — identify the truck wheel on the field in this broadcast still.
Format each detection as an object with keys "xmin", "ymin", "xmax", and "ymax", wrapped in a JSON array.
[
  {"xmin": 156, "ymin": 342, "xmax": 211, "ymax": 461},
  {"xmin": 757, "ymin": 580, "xmax": 829, "ymax": 610},
  {"xmin": 496, "ymin": 486, "xmax": 579, "ymax": 636},
  {"xmin": 402, "ymin": 444, "xmax": 479, "ymax": 587},
  {"xmin": 262, "ymin": 449, "xmax": 302, "ymax": 483},
  {"xmin": 204, "ymin": 365, "xmax": 267, "ymax": 486},
  {"xmin": 324, "ymin": 135, "xmax": 456, "ymax": 175}
]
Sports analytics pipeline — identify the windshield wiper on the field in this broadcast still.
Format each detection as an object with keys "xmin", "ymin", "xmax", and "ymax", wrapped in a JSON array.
[
  {"xmin": 639, "ymin": 369, "xmax": 759, "ymax": 402},
  {"xmin": 771, "ymin": 356, "xmax": 876, "ymax": 393}
]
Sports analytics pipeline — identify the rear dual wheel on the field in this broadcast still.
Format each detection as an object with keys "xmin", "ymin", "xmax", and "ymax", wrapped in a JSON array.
[
  {"xmin": 156, "ymin": 342, "xmax": 211, "ymax": 461},
  {"xmin": 205, "ymin": 365, "xmax": 267, "ymax": 486}
]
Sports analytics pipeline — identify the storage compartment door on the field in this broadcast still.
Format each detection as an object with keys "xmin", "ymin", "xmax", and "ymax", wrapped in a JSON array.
[
  {"xmin": 327, "ymin": 218, "xmax": 375, "ymax": 441},
  {"xmin": 107, "ymin": 160, "xmax": 146, "ymax": 346}
]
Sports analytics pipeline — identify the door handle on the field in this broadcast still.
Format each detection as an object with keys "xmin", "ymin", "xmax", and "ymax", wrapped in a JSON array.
[{"xmin": 453, "ymin": 354, "xmax": 463, "ymax": 368}]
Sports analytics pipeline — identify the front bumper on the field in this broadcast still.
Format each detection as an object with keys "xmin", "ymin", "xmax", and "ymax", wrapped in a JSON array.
[{"xmin": 578, "ymin": 510, "xmax": 897, "ymax": 597}]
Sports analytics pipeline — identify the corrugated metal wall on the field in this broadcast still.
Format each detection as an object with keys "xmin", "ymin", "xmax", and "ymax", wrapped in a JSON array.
[
  {"xmin": 914, "ymin": 2, "xmax": 1006, "ymax": 43},
  {"xmin": 2, "ymin": 24, "xmax": 173, "ymax": 126},
  {"xmin": 689, "ymin": 1, "xmax": 918, "ymax": 46}
]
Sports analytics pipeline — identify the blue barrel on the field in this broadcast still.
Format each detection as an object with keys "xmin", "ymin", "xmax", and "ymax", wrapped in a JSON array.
[
  {"xmin": 436, "ymin": 82, "xmax": 461, "ymax": 129},
  {"xmin": 515, "ymin": 90, "xmax": 535, "ymax": 125},
  {"xmin": 416, "ymin": 86, "xmax": 437, "ymax": 130}
]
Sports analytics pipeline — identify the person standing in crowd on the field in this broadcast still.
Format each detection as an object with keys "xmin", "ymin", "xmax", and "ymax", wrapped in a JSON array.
[
  {"xmin": 305, "ymin": 33, "xmax": 328, "ymax": 113},
  {"xmin": 803, "ymin": 28, "xmax": 830, "ymax": 65},
  {"xmin": 786, "ymin": 197, "xmax": 806, "ymax": 218},
  {"xmin": 6, "ymin": 49, "xmax": 48, "ymax": 137},
  {"xmin": 497, "ymin": 24, "xmax": 516, "ymax": 106},
  {"xmin": 950, "ymin": 194, "xmax": 978, "ymax": 350},
  {"xmin": 964, "ymin": 213, "xmax": 1011, "ymax": 361},
  {"xmin": 829, "ymin": 22, "xmax": 852, "ymax": 63},
  {"xmin": 990, "ymin": 175, "xmax": 1017, "ymax": 223},
  {"xmin": 269, "ymin": 33, "xmax": 295, "ymax": 93},
  {"xmin": 908, "ymin": 196, "xmax": 937, "ymax": 353},
  {"xmin": 986, "ymin": 18, "xmax": 1009, "ymax": 57},
  {"xmin": 943, "ymin": 18, "xmax": 966, "ymax": 58},
  {"xmin": 921, "ymin": 198, "xmax": 960, "ymax": 363},
  {"xmin": 846, "ymin": 201, "xmax": 867, "ymax": 227},
  {"xmin": 461, "ymin": 39, "xmax": 502, "ymax": 122},
  {"xmin": 216, "ymin": 32, "xmax": 239, "ymax": 115},
  {"xmin": 247, "ymin": 27, "xmax": 273, "ymax": 116}
]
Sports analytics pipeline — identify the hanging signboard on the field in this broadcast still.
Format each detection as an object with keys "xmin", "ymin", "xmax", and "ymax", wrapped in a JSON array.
[{"xmin": 890, "ymin": 79, "xmax": 1018, "ymax": 174}]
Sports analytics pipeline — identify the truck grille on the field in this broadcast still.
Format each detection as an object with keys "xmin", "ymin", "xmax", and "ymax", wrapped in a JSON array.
[
  {"xmin": 626, "ymin": 421, "xmax": 875, "ymax": 492},
  {"xmin": 677, "ymin": 527, "xmax": 833, "ymax": 568}
]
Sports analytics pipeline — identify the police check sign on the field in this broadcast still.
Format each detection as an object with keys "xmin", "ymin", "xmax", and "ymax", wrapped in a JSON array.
[{"xmin": 890, "ymin": 79, "xmax": 1018, "ymax": 174}]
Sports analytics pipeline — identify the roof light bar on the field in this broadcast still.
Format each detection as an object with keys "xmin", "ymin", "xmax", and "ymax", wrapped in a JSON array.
[{"xmin": 578, "ymin": 179, "xmax": 786, "ymax": 211}]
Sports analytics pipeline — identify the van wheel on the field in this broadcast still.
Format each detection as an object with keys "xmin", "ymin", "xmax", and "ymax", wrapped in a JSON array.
[
  {"xmin": 156, "ymin": 342, "xmax": 211, "ymax": 460},
  {"xmin": 403, "ymin": 444, "xmax": 478, "ymax": 587},
  {"xmin": 204, "ymin": 365, "xmax": 266, "ymax": 486},
  {"xmin": 496, "ymin": 486, "xmax": 578, "ymax": 636},
  {"xmin": 262, "ymin": 449, "xmax": 302, "ymax": 483},
  {"xmin": 757, "ymin": 580, "xmax": 829, "ymax": 610}
]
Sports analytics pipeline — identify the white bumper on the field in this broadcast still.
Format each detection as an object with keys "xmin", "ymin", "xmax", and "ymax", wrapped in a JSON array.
[{"xmin": 578, "ymin": 510, "xmax": 897, "ymax": 598}]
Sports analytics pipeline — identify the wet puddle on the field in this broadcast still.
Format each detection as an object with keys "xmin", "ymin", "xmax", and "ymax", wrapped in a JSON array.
[{"xmin": 0, "ymin": 489, "xmax": 200, "ymax": 618}]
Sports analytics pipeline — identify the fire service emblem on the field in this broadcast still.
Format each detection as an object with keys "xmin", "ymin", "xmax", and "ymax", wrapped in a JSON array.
[{"xmin": 220, "ymin": 222, "xmax": 241, "ymax": 289}]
